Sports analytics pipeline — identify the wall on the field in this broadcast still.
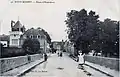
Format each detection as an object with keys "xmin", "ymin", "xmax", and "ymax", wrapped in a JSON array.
[
  {"xmin": 84, "ymin": 55, "xmax": 119, "ymax": 71},
  {"xmin": 29, "ymin": 54, "xmax": 43, "ymax": 62},
  {"xmin": 0, "ymin": 54, "xmax": 43, "ymax": 74},
  {"xmin": 0, "ymin": 56, "xmax": 28, "ymax": 74}
]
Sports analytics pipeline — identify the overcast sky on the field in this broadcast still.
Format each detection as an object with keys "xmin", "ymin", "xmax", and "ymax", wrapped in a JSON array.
[{"xmin": 0, "ymin": 0, "xmax": 119, "ymax": 41}]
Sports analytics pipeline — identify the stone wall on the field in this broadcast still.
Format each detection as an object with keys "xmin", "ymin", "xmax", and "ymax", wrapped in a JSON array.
[
  {"xmin": 29, "ymin": 54, "xmax": 43, "ymax": 62},
  {"xmin": 84, "ymin": 55, "xmax": 119, "ymax": 71},
  {"xmin": 0, "ymin": 54, "xmax": 43, "ymax": 74}
]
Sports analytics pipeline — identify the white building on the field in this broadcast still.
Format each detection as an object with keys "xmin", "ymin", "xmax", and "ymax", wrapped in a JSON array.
[
  {"xmin": 52, "ymin": 41, "xmax": 62, "ymax": 50},
  {"xmin": 9, "ymin": 20, "xmax": 25, "ymax": 47}
]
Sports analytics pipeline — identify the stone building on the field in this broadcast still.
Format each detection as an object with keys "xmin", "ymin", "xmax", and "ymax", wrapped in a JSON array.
[
  {"xmin": 21, "ymin": 28, "xmax": 48, "ymax": 52},
  {"xmin": 64, "ymin": 40, "xmax": 74, "ymax": 54},
  {"xmin": 52, "ymin": 41, "xmax": 64, "ymax": 50}
]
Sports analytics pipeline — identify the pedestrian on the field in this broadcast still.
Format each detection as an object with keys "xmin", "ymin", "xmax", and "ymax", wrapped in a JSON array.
[
  {"xmin": 42, "ymin": 53, "xmax": 48, "ymax": 72},
  {"xmin": 59, "ymin": 52, "xmax": 62, "ymax": 57},
  {"xmin": 57, "ymin": 49, "xmax": 60, "ymax": 57},
  {"xmin": 57, "ymin": 52, "xmax": 59, "ymax": 57},
  {"xmin": 78, "ymin": 53, "xmax": 85, "ymax": 69},
  {"xmin": 58, "ymin": 51, "xmax": 63, "ymax": 69}
]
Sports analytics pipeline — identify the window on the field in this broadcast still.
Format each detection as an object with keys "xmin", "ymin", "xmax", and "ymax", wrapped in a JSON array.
[
  {"xmin": 41, "ymin": 36, "xmax": 44, "ymax": 39},
  {"xmin": 30, "ymin": 35, "xmax": 33, "ymax": 38},
  {"xmin": 27, "ymin": 36, "xmax": 29, "ymax": 38},
  {"xmin": 33, "ymin": 36, "xmax": 37, "ymax": 38},
  {"xmin": 14, "ymin": 34, "xmax": 16, "ymax": 37},
  {"xmin": 37, "ymin": 35, "xmax": 41, "ymax": 39},
  {"xmin": 12, "ymin": 39, "xmax": 18, "ymax": 45},
  {"xmin": 17, "ymin": 28, "xmax": 19, "ymax": 31}
]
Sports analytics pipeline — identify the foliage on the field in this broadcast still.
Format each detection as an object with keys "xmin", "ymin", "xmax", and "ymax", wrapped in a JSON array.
[
  {"xmin": 65, "ymin": 9, "xmax": 99, "ymax": 54},
  {"xmin": 0, "ymin": 47, "xmax": 26, "ymax": 58},
  {"xmin": 97, "ymin": 19, "xmax": 119, "ymax": 57},
  {"xmin": 65, "ymin": 9, "xmax": 119, "ymax": 57},
  {"xmin": 22, "ymin": 38, "xmax": 40, "ymax": 55},
  {"xmin": 49, "ymin": 43, "xmax": 53, "ymax": 48}
]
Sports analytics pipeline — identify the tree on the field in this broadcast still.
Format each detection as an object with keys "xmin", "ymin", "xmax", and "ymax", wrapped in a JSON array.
[
  {"xmin": 97, "ymin": 19, "xmax": 119, "ymax": 57},
  {"xmin": 65, "ymin": 9, "xmax": 119, "ymax": 57},
  {"xmin": 65, "ymin": 9, "xmax": 99, "ymax": 54},
  {"xmin": 22, "ymin": 38, "xmax": 40, "ymax": 55},
  {"xmin": 32, "ymin": 39, "xmax": 41, "ymax": 53}
]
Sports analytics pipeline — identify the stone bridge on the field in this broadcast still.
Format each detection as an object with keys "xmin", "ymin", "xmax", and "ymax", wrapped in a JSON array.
[{"xmin": 0, "ymin": 53, "xmax": 119, "ymax": 77}]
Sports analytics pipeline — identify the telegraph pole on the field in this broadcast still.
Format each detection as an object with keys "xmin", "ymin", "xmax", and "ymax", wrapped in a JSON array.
[{"xmin": 0, "ymin": 21, "xmax": 1, "ymax": 34}]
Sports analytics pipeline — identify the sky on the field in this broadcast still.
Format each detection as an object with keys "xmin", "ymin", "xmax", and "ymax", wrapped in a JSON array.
[{"xmin": 0, "ymin": 0, "xmax": 120, "ymax": 41}]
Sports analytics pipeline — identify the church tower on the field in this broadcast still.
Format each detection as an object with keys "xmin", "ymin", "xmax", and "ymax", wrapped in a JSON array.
[{"xmin": 9, "ymin": 20, "xmax": 25, "ymax": 47}]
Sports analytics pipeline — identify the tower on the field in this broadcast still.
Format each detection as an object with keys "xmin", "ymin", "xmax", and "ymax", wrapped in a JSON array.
[{"xmin": 9, "ymin": 20, "xmax": 25, "ymax": 47}]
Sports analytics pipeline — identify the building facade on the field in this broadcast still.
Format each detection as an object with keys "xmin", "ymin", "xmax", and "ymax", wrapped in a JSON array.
[
  {"xmin": 8, "ymin": 20, "xmax": 48, "ymax": 52},
  {"xmin": 52, "ymin": 41, "xmax": 64, "ymax": 50},
  {"xmin": 21, "ymin": 28, "xmax": 48, "ymax": 52},
  {"xmin": 9, "ymin": 20, "xmax": 25, "ymax": 47},
  {"xmin": 64, "ymin": 40, "xmax": 74, "ymax": 54}
]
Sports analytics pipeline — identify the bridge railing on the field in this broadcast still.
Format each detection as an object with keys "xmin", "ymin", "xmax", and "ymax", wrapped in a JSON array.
[
  {"xmin": 0, "ymin": 54, "xmax": 43, "ymax": 74},
  {"xmin": 84, "ymin": 55, "xmax": 119, "ymax": 71}
]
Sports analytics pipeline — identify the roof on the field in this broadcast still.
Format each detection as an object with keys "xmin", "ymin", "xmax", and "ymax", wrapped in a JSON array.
[
  {"xmin": 0, "ymin": 35, "xmax": 10, "ymax": 41},
  {"xmin": 23, "ymin": 28, "xmax": 45, "ymax": 37},
  {"xmin": 12, "ymin": 20, "xmax": 23, "ymax": 29}
]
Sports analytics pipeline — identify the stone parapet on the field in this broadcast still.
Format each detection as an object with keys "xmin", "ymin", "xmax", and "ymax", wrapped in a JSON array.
[
  {"xmin": 0, "ymin": 54, "xmax": 43, "ymax": 75},
  {"xmin": 84, "ymin": 55, "xmax": 119, "ymax": 71}
]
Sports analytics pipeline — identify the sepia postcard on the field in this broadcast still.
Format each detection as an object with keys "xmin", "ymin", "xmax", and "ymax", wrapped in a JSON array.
[{"xmin": 0, "ymin": 0, "xmax": 120, "ymax": 77}]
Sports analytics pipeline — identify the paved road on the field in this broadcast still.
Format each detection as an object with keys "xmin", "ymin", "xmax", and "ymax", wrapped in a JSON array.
[{"xmin": 22, "ymin": 53, "xmax": 88, "ymax": 77}]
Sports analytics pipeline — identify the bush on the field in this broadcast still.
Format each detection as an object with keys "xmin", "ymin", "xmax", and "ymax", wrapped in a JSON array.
[
  {"xmin": 22, "ymin": 38, "xmax": 40, "ymax": 55},
  {"xmin": 0, "ymin": 47, "xmax": 26, "ymax": 58}
]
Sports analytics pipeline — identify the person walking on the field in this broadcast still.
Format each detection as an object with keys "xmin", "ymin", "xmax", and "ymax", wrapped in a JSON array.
[
  {"xmin": 59, "ymin": 52, "xmax": 63, "ymax": 57},
  {"xmin": 42, "ymin": 53, "xmax": 48, "ymax": 72},
  {"xmin": 57, "ymin": 50, "xmax": 63, "ymax": 69},
  {"xmin": 57, "ymin": 49, "xmax": 60, "ymax": 57}
]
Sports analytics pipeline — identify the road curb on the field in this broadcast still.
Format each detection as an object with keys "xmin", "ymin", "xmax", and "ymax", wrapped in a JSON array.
[
  {"xmin": 69, "ymin": 55, "xmax": 114, "ymax": 77},
  {"xmin": 17, "ymin": 54, "xmax": 52, "ymax": 77},
  {"xmin": 16, "ymin": 61, "xmax": 44, "ymax": 77},
  {"xmin": 84, "ymin": 63, "xmax": 114, "ymax": 77},
  {"xmin": 69, "ymin": 55, "xmax": 78, "ymax": 62}
]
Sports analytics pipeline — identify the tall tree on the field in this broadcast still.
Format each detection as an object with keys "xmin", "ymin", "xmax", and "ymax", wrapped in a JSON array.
[
  {"xmin": 98, "ymin": 19, "xmax": 119, "ymax": 57},
  {"xmin": 65, "ymin": 9, "xmax": 99, "ymax": 54}
]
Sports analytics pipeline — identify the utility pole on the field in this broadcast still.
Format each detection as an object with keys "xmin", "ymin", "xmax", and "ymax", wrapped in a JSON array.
[{"xmin": 0, "ymin": 21, "xmax": 2, "ymax": 34}]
